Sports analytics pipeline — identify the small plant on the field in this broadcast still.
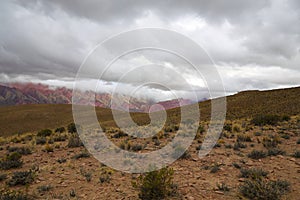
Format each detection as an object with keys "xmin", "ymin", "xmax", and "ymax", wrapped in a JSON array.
[
  {"xmin": 240, "ymin": 178, "xmax": 290, "ymax": 200},
  {"xmin": 267, "ymin": 148, "xmax": 286, "ymax": 156},
  {"xmin": 131, "ymin": 144, "xmax": 144, "ymax": 152},
  {"xmin": 69, "ymin": 189, "xmax": 76, "ymax": 197},
  {"xmin": 297, "ymin": 139, "xmax": 300, "ymax": 144},
  {"xmin": 293, "ymin": 150, "xmax": 300, "ymax": 158},
  {"xmin": 251, "ymin": 114, "xmax": 290, "ymax": 126},
  {"xmin": 237, "ymin": 134, "xmax": 252, "ymax": 142},
  {"xmin": 233, "ymin": 142, "xmax": 247, "ymax": 151},
  {"xmin": 7, "ymin": 146, "xmax": 32, "ymax": 155},
  {"xmin": 172, "ymin": 146, "xmax": 191, "ymax": 160},
  {"xmin": 36, "ymin": 136, "xmax": 47, "ymax": 145},
  {"xmin": 281, "ymin": 134, "xmax": 290, "ymax": 140},
  {"xmin": 262, "ymin": 136, "xmax": 281, "ymax": 149},
  {"xmin": 7, "ymin": 170, "xmax": 35, "ymax": 186},
  {"xmin": 72, "ymin": 151, "xmax": 90, "ymax": 159},
  {"xmin": 38, "ymin": 185, "xmax": 52, "ymax": 193},
  {"xmin": 248, "ymin": 150, "xmax": 267, "ymax": 159},
  {"xmin": 225, "ymin": 144, "xmax": 232, "ymax": 149},
  {"xmin": 67, "ymin": 134, "xmax": 83, "ymax": 148},
  {"xmin": 232, "ymin": 162, "xmax": 241, "ymax": 169},
  {"xmin": 240, "ymin": 168, "xmax": 268, "ymax": 179},
  {"xmin": 223, "ymin": 124, "xmax": 232, "ymax": 132},
  {"xmin": 0, "ymin": 152, "xmax": 23, "ymax": 170},
  {"xmin": 80, "ymin": 168, "xmax": 92, "ymax": 182},
  {"xmin": 132, "ymin": 167, "xmax": 177, "ymax": 200},
  {"xmin": 37, "ymin": 129, "xmax": 52, "ymax": 137},
  {"xmin": 57, "ymin": 158, "xmax": 67, "ymax": 164},
  {"xmin": 217, "ymin": 182, "xmax": 230, "ymax": 192},
  {"xmin": 0, "ymin": 173, "xmax": 7, "ymax": 181},
  {"xmin": 0, "ymin": 189, "xmax": 30, "ymax": 200},
  {"xmin": 254, "ymin": 132, "xmax": 262, "ymax": 136},
  {"xmin": 112, "ymin": 131, "xmax": 128, "ymax": 138},
  {"xmin": 210, "ymin": 164, "xmax": 221, "ymax": 173},
  {"xmin": 99, "ymin": 174, "xmax": 111, "ymax": 184},
  {"xmin": 55, "ymin": 127, "xmax": 66, "ymax": 133},
  {"xmin": 233, "ymin": 124, "xmax": 241, "ymax": 132},
  {"xmin": 67, "ymin": 123, "xmax": 77, "ymax": 133},
  {"xmin": 43, "ymin": 143, "xmax": 54, "ymax": 153}
]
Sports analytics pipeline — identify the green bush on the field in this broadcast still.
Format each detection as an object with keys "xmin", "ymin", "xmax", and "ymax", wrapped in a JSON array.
[
  {"xmin": 240, "ymin": 168, "xmax": 268, "ymax": 179},
  {"xmin": 240, "ymin": 179, "xmax": 290, "ymax": 200},
  {"xmin": 248, "ymin": 150, "xmax": 267, "ymax": 159},
  {"xmin": 0, "ymin": 152, "xmax": 23, "ymax": 170},
  {"xmin": 37, "ymin": 129, "xmax": 52, "ymax": 137},
  {"xmin": 132, "ymin": 167, "xmax": 177, "ymax": 200},
  {"xmin": 217, "ymin": 182, "xmax": 230, "ymax": 192},
  {"xmin": 7, "ymin": 170, "xmax": 35, "ymax": 186}
]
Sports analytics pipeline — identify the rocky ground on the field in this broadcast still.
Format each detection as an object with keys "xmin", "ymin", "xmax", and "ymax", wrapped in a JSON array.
[{"xmin": 0, "ymin": 115, "xmax": 299, "ymax": 199}]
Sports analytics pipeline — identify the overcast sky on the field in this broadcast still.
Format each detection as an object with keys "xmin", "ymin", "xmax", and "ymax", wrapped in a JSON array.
[{"xmin": 0, "ymin": 0, "xmax": 300, "ymax": 101}]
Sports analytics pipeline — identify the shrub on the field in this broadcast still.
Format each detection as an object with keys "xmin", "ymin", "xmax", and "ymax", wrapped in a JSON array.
[
  {"xmin": 53, "ymin": 134, "xmax": 68, "ymax": 142},
  {"xmin": 237, "ymin": 134, "xmax": 252, "ymax": 142},
  {"xmin": 43, "ymin": 144, "xmax": 54, "ymax": 153},
  {"xmin": 112, "ymin": 131, "xmax": 128, "ymax": 138},
  {"xmin": 251, "ymin": 114, "xmax": 290, "ymax": 126},
  {"xmin": 99, "ymin": 174, "xmax": 111, "ymax": 184},
  {"xmin": 7, "ymin": 146, "xmax": 32, "ymax": 155},
  {"xmin": 172, "ymin": 146, "xmax": 191, "ymax": 160},
  {"xmin": 38, "ymin": 185, "xmax": 52, "ymax": 193},
  {"xmin": 233, "ymin": 142, "xmax": 247, "ymax": 151},
  {"xmin": 132, "ymin": 167, "xmax": 177, "ymax": 200},
  {"xmin": 80, "ymin": 168, "xmax": 92, "ymax": 182},
  {"xmin": 197, "ymin": 125, "xmax": 205, "ymax": 134},
  {"xmin": 232, "ymin": 162, "xmax": 241, "ymax": 169},
  {"xmin": 240, "ymin": 179, "xmax": 290, "ymax": 200},
  {"xmin": 217, "ymin": 182, "xmax": 230, "ymax": 192},
  {"xmin": 55, "ymin": 127, "xmax": 66, "ymax": 133},
  {"xmin": 7, "ymin": 170, "xmax": 35, "ymax": 186},
  {"xmin": 131, "ymin": 144, "xmax": 144, "ymax": 152},
  {"xmin": 67, "ymin": 134, "xmax": 83, "ymax": 148},
  {"xmin": 36, "ymin": 136, "xmax": 47, "ymax": 145},
  {"xmin": 248, "ymin": 150, "xmax": 267, "ymax": 159},
  {"xmin": 254, "ymin": 132, "xmax": 262, "ymax": 136},
  {"xmin": 67, "ymin": 123, "xmax": 77, "ymax": 133},
  {"xmin": 297, "ymin": 139, "xmax": 300, "ymax": 144},
  {"xmin": 210, "ymin": 164, "xmax": 220, "ymax": 173},
  {"xmin": 281, "ymin": 134, "xmax": 290, "ymax": 140},
  {"xmin": 262, "ymin": 136, "xmax": 281, "ymax": 149},
  {"xmin": 233, "ymin": 124, "xmax": 241, "ymax": 132},
  {"xmin": 72, "ymin": 151, "xmax": 90, "ymax": 159},
  {"xmin": 240, "ymin": 168, "xmax": 268, "ymax": 179},
  {"xmin": 293, "ymin": 150, "xmax": 300, "ymax": 158},
  {"xmin": 0, "ymin": 173, "xmax": 7, "ymax": 181},
  {"xmin": 267, "ymin": 148, "xmax": 286, "ymax": 156},
  {"xmin": 0, "ymin": 152, "xmax": 23, "ymax": 170},
  {"xmin": 223, "ymin": 124, "xmax": 232, "ymax": 132},
  {"xmin": 37, "ymin": 129, "xmax": 52, "ymax": 137},
  {"xmin": 0, "ymin": 189, "xmax": 30, "ymax": 200}
]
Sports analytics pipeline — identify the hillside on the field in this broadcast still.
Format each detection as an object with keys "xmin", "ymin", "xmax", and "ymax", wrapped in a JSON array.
[{"xmin": 0, "ymin": 86, "xmax": 299, "ymax": 137}]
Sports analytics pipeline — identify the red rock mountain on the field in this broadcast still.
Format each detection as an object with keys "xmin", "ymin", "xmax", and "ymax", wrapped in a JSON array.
[{"xmin": 0, "ymin": 83, "xmax": 195, "ymax": 112}]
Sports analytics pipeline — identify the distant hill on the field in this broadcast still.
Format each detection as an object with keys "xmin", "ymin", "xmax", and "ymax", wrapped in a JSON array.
[
  {"xmin": 0, "ymin": 86, "xmax": 299, "ymax": 137},
  {"xmin": 0, "ymin": 83, "xmax": 195, "ymax": 112}
]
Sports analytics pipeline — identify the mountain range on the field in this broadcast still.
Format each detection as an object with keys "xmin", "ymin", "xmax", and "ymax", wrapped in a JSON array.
[{"xmin": 0, "ymin": 83, "xmax": 194, "ymax": 112}]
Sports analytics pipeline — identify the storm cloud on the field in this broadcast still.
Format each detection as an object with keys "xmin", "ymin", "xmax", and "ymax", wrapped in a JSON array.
[{"xmin": 0, "ymin": 0, "xmax": 299, "ymax": 100}]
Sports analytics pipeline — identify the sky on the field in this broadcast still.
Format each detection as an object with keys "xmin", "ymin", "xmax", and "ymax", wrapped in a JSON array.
[{"xmin": 0, "ymin": 0, "xmax": 300, "ymax": 101}]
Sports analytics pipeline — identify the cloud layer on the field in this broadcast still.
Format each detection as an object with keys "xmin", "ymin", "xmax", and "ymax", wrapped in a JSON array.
[{"xmin": 0, "ymin": 0, "xmax": 299, "ymax": 100}]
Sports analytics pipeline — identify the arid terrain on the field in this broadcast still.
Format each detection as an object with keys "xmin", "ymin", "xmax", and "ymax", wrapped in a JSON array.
[{"xmin": 0, "ymin": 87, "xmax": 299, "ymax": 199}]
